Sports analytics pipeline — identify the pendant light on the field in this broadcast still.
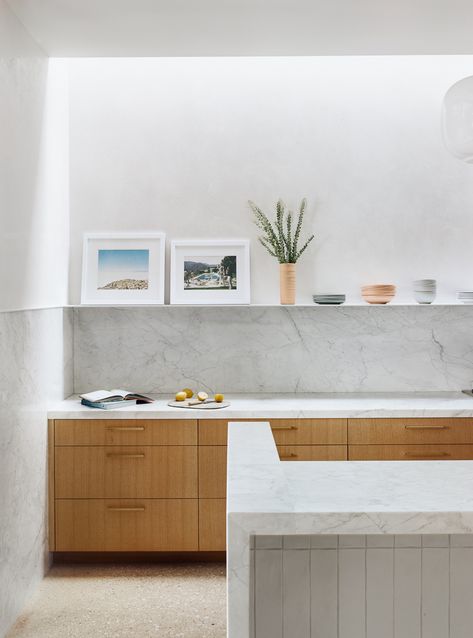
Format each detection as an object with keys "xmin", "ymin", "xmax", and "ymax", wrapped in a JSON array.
[{"xmin": 442, "ymin": 75, "xmax": 473, "ymax": 163}]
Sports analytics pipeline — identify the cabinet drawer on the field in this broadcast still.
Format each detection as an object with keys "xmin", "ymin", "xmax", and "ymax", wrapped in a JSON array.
[
  {"xmin": 199, "ymin": 419, "xmax": 347, "ymax": 446},
  {"xmin": 55, "ymin": 446, "xmax": 198, "ymax": 498},
  {"xmin": 55, "ymin": 499, "xmax": 198, "ymax": 551},
  {"xmin": 199, "ymin": 420, "xmax": 232, "ymax": 446},
  {"xmin": 55, "ymin": 419, "xmax": 197, "ymax": 446},
  {"xmin": 199, "ymin": 446, "xmax": 227, "ymax": 498},
  {"xmin": 271, "ymin": 419, "xmax": 346, "ymax": 445},
  {"xmin": 349, "ymin": 444, "xmax": 473, "ymax": 461},
  {"xmin": 278, "ymin": 445, "xmax": 347, "ymax": 461},
  {"xmin": 348, "ymin": 418, "xmax": 473, "ymax": 445},
  {"xmin": 199, "ymin": 499, "xmax": 226, "ymax": 551}
]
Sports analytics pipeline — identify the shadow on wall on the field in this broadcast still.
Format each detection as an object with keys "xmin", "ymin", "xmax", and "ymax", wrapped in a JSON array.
[
  {"xmin": 0, "ymin": 0, "xmax": 70, "ymax": 635},
  {"xmin": 0, "ymin": 52, "xmax": 69, "ymax": 312}
]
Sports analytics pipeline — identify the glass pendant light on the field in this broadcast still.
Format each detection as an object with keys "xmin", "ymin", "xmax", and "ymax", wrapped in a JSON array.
[{"xmin": 442, "ymin": 75, "xmax": 473, "ymax": 163}]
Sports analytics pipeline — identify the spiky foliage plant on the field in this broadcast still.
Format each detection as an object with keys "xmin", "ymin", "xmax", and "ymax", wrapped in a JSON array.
[{"xmin": 249, "ymin": 198, "xmax": 314, "ymax": 264}]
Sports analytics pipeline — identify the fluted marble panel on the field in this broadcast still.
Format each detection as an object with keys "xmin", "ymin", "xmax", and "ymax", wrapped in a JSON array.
[
  {"xmin": 75, "ymin": 305, "xmax": 473, "ymax": 393},
  {"xmin": 0, "ymin": 308, "xmax": 73, "ymax": 637}
]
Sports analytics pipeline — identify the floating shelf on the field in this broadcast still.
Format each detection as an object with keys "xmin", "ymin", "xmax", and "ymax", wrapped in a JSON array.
[{"xmin": 6, "ymin": 303, "xmax": 471, "ymax": 313}]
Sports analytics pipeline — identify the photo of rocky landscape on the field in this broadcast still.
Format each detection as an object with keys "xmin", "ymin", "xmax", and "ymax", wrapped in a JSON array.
[{"xmin": 97, "ymin": 249, "xmax": 150, "ymax": 290}]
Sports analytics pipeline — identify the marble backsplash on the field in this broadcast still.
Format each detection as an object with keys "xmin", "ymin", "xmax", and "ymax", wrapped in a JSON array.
[
  {"xmin": 74, "ymin": 305, "xmax": 473, "ymax": 393},
  {"xmin": 0, "ymin": 307, "xmax": 73, "ymax": 637}
]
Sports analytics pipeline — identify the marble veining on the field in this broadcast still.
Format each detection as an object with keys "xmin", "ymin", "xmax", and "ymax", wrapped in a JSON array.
[
  {"xmin": 226, "ymin": 421, "xmax": 473, "ymax": 638},
  {"xmin": 48, "ymin": 391, "xmax": 473, "ymax": 419},
  {"xmin": 74, "ymin": 306, "xmax": 473, "ymax": 394},
  {"xmin": 0, "ymin": 308, "xmax": 73, "ymax": 637}
]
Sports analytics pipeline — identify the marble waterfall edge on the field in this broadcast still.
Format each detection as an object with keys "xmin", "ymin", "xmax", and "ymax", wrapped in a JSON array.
[
  {"xmin": 226, "ymin": 421, "xmax": 473, "ymax": 638},
  {"xmin": 0, "ymin": 308, "xmax": 73, "ymax": 637},
  {"xmin": 74, "ymin": 305, "xmax": 473, "ymax": 393}
]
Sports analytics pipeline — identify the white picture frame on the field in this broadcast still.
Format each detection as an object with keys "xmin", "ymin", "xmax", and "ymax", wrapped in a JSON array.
[
  {"xmin": 81, "ymin": 232, "xmax": 166, "ymax": 305},
  {"xmin": 170, "ymin": 239, "xmax": 250, "ymax": 305}
]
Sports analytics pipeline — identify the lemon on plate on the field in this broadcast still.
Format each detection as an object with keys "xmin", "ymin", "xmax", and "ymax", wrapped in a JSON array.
[
  {"xmin": 197, "ymin": 391, "xmax": 209, "ymax": 402},
  {"xmin": 214, "ymin": 393, "xmax": 224, "ymax": 403},
  {"xmin": 175, "ymin": 391, "xmax": 187, "ymax": 402},
  {"xmin": 182, "ymin": 388, "xmax": 194, "ymax": 398}
]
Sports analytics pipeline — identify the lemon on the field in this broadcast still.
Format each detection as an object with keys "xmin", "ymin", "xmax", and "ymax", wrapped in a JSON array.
[
  {"xmin": 175, "ymin": 391, "xmax": 187, "ymax": 402},
  {"xmin": 214, "ymin": 393, "xmax": 224, "ymax": 403},
  {"xmin": 182, "ymin": 388, "xmax": 194, "ymax": 399},
  {"xmin": 197, "ymin": 391, "xmax": 209, "ymax": 402}
]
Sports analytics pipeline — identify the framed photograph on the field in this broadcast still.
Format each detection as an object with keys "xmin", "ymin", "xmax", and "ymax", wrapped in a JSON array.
[
  {"xmin": 170, "ymin": 239, "xmax": 250, "ymax": 304},
  {"xmin": 81, "ymin": 233, "xmax": 166, "ymax": 305}
]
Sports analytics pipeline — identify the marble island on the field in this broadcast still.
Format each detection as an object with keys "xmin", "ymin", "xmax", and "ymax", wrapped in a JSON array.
[
  {"xmin": 48, "ymin": 391, "xmax": 473, "ymax": 419},
  {"xmin": 227, "ymin": 421, "xmax": 473, "ymax": 638}
]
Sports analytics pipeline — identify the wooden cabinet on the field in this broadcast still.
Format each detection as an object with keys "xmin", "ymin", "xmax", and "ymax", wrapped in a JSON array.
[
  {"xmin": 270, "ymin": 419, "xmax": 347, "ymax": 446},
  {"xmin": 55, "ymin": 419, "xmax": 197, "ymax": 446},
  {"xmin": 55, "ymin": 446, "xmax": 198, "ymax": 498},
  {"xmin": 349, "ymin": 444, "xmax": 473, "ymax": 461},
  {"xmin": 278, "ymin": 445, "xmax": 347, "ymax": 461},
  {"xmin": 199, "ymin": 446, "xmax": 227, "ymax": 498},
  {"xmin": 348, "ymin": 419, "xmax": 473, "ymax": 461},
  {"xmin": 199, "ymin": 499, "xmax": 226, "ymax": 551},
  {"xmin": 55, "ymin": 499, "xmax": 198, "ymax": 551},
  {"xmin": 50, "ymin": 416, "xmax": 473, "ymax": 554},
  {"xmin": 198, "ymin": 418, "xmax": 347, "ymax": 446},
  {"xmin": 50, "ymin": 419, "xmax": 200, "ymax": 553},
  {"xmin": 348, "ymin": 418, "xmax": 473, "ymax": 445}
]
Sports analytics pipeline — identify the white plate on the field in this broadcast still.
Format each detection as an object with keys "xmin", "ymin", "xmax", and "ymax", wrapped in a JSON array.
[{"xmin": 168, "ymin": 400, "xmax": 230, "ymax": 409}]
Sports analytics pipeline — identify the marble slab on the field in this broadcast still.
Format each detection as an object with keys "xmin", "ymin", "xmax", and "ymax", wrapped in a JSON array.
[
  {"xmin": 48, "ymin": 391, "xmax": 473, "ymax": 419},
  {"xmin": 73, "ymin": 305, "xmax": 473, "ymax": 394},
  {"xmin": 226, "ymin": 421, "xmax": 473, "ymax": 638},
  {"xmin": 0, "ymin": 308, "xmax": 73, "ymax": 637}
]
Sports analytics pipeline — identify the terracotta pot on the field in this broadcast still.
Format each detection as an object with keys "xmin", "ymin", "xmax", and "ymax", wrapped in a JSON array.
[{"xmin": 280, "ymin": 263, "xmax": 296, "ymax": 304}]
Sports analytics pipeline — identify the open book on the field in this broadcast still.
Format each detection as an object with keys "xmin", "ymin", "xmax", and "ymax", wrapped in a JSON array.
[{"xmin": 80, "ymin": 389, "xmax": 154, "ymax": 409}]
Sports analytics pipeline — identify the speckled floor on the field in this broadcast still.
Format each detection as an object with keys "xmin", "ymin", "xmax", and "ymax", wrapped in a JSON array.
[{"xmin": 7, "ymin": 563, "xmax": 226, "ymax": 638}]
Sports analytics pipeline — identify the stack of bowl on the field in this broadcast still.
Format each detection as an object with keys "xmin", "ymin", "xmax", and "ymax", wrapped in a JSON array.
[
  {"xmin": 313, "ymin": 294, "xmax": 346, "ymax": 305},
  {"xmin": 413, "ymin": 279, "xmax": 436, "ymax": 304},
  {"xmin": 457, "ymin": 291, "xmax": 473, "ymax": 304},
  {"xmin": 361, "ymin": 284, "xmax": 396, "ymax": 304}
]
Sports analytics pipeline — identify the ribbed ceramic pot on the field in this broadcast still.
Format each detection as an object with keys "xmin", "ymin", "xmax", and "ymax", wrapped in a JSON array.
[{"xmin": 280, "ymin": 263, "xmax": 296, "ymax": 304}]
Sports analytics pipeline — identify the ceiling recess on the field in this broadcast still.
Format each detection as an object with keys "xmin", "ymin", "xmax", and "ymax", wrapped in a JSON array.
[{"xmin": 7, "ymin": 0, "xmax": 473, "ymax": 57}]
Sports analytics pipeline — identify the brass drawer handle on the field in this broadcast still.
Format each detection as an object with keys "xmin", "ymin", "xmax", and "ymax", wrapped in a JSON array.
[
  {"xmin": 403, "ymin": 451, "xmax": 451, "ymax": 458},
  {"xmin": 272, "ymin": 425, "xmax": 298, "ymax": 431},
  {"xmin": 106, "ymin": 426, "xmax": 146, "ymax": 432},
  {"xmin": 106, "ymin": 453, "xmax": 145, "ymax": 459},
  {"xmin": 107, "ymin": 506, "xmax": 146, "ymax": 512},
  {"xmin": 404, "ymin": 425, "xmax": 449, "ymax": 430},
  {"xmin": 280, "ymin": 452, "xmax": 298, "ymax": 459}
]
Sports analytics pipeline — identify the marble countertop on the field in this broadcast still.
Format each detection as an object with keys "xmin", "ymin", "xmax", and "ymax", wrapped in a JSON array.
[
  {"xmin": 227, "ymin": 421, "xmax": 473, "ymax": 532},
  {"xmin": 48, "ymin": 391, "xmax": 473, "ymax": 419}
]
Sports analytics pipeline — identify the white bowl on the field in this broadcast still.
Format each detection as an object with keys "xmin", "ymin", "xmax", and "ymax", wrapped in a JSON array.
[{"xmin": 414, "ymin": 291, "xmax": 436, "ymax": 304}]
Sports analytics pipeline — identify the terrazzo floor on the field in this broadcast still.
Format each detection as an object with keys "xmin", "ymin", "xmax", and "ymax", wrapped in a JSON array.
[{"xmin": 7, "ymin": 563, "xmax": 226, "ymax": 638}]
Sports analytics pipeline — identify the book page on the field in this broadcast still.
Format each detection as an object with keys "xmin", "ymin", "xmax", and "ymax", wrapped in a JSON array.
[
  {"xmin": 109, "ymin": 389, "xmax": 132, "ymax": 398},
  {"xmin": 80, "ymin": 390, "xmax": 115, "ymax": 402}
]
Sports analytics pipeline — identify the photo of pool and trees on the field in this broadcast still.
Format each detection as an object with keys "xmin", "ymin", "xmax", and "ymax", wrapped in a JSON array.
[{"xmin": 184, "ymin": 255, "xmax": 237, "ymax": 290}]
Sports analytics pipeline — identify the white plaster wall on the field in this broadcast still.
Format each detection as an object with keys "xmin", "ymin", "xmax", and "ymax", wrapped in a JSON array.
[
  {"xmin": 0, "ymin": 1, "xmax": 69, "ymax": 312},
  {"xmin": 68, "ymin": 56, "xmax": 473, "ymax": 305}
]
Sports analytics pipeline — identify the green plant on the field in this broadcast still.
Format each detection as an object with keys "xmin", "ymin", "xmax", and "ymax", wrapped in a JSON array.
[{"xmin": 249, "ymin": 198, "xmax": 314, "ymax": 264}]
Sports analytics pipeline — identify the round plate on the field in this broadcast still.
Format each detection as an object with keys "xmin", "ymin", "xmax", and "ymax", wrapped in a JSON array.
[{"xmin": 168, "ymin": 400, "xmax": 230, "ymax": 409}]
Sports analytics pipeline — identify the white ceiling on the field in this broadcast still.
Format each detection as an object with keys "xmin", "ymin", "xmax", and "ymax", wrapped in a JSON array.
[{"xmin": 7, "ymin": 0, "xmax": 473, "ymax": 57}]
